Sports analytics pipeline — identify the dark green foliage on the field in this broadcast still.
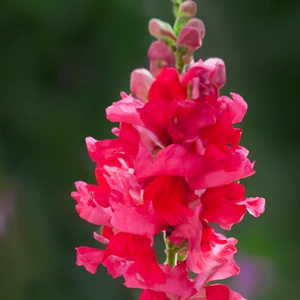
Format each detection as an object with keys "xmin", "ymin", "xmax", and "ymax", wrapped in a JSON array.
[{"xmin": 0, "ymin": 0, "xmax": 299, "ymax": 299}]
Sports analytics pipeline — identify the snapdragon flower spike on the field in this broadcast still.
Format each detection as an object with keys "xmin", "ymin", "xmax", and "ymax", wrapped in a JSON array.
[{"xmin": 72, "ymin": 0, "xmax": 265, "ymax": 299}]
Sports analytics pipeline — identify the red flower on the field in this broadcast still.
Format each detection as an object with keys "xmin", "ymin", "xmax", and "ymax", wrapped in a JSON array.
[
  {"xmin": 71, "ymin": 181, "xmax": 113, "ymax": 226},
  {"xmin": 169, "ymin": 207, "xmax": 239, "ymax": 279},
  {"xmin": 140, "ymin": 284, "xmax": 245, "ymax": 300},
  {"xmin": 182, "ymin": 58, "xmax": 226, "ymax": 100},
  {"xmin": 77, "ymin": 232, "xmax": 166, "ymax": 285},
  {"xmin": 111, "ymin": 203, "xmax": 162, "ymax": 243},
  {"xmin": 125, "ymin": 263, "xmax": 196, "ymax": 298},
  {"xmin": 140, "ymin": 290, "xmax": 171, "ymax": 300},
  {"xmin": 72, "ymin": 2, "xmax": 265, "ymax": 298},
  {"xmin": 143, "ymin": 175, "xmax": 193, "ymax": 226},
  {"xmin": 201, "ymin": 182, "xmax": 265, "ymax": 230},
  {"xmin": 203, "ymin": 284, "xmax": 246, "ymax": 300}
]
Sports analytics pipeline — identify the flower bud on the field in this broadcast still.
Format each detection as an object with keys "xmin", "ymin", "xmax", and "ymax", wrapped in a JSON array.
[
  {"xmin": 147, "ymin": 41, "xmax": 176, "ymax": 76},
  {"xmin": 188, "ymin": 18, "xmax": 205, "ymax": 39},
  {"xmin": 130, "ymin": 68, "xmax": 154, "ymax": 102},
  {"xmin": 148, "ymin": 18, "xmax": 177, "ymax": 43},
  {"xmin": 179, "ymin": 0, "xmax": 197, "ymax": 18},
  {"xmin": 177, "ymin": 18, "xmax": 205, "ymax": 64},
  {"xmin": 202, "ymin": 58, "xmax": 226, "ymax": 89},
  {"xmin": 177, "ymin": 25, "xmax": 202, "ymax": 49},
  {"xmin": 177, "ymin": 18, "xmax": 205, "ymax": 48}
]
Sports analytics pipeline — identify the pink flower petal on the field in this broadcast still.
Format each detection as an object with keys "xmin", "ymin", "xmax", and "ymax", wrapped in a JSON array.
[
  {"xmin": 148, "ymin": 41, "xmax": 176, "ymax": 76},
  {"xmin": 130, "ymin": 68, "xmax": 154, "ymax": 102},
  {"xmin": 71, "ymin": 181, "xmax": 113, "ymax": 226},
  {"xmin": 76, "ymin": 247, "xmax": 104, "ymax": 274},
  {"xmin": 111, "ymin": 203, "xmax": 160, "ymax": 243}
]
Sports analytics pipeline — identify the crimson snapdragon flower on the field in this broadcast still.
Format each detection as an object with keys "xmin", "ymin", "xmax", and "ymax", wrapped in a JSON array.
[{"xmin": 72, "ymin": 1, "xmax": 265, "ymax": 299}]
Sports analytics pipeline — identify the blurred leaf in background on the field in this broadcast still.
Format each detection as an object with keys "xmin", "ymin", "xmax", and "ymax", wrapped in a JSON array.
[{"xmin": 0, "ymin": 0, "xmax": 299, "ymax": 299}]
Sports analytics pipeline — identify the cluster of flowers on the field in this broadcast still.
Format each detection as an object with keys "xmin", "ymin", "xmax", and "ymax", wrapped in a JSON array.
[{"xmin": 72, "ymin": 1, "xmax": 265, "ymax": 299}]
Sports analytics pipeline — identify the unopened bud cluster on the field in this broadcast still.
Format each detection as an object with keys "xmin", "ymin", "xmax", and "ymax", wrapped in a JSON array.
[{"xmin": 149, "ymin": 0, "xmax": 205, "ymax": 72}]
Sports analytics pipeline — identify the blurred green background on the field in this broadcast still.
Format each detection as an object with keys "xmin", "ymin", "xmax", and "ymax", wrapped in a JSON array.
[{"xmin": 0, "ymin": 0, "xmax": 299, "ymax": 299}]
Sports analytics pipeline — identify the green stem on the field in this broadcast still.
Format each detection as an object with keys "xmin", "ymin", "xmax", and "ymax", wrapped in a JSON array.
[
  {"xmin": 163, "ymin": 231, "xmax": 189, "ymax": 267},
  {"xmin": 165, "ymin": 247, "xmax": 178, "ymax": 267},
  {"xmin": 171, "ymin": 0, "xmax": 181, "ymax": 17},
  {"xmin": 175, "ymin": 48, "xmax": 185, "ymax": 74},
  {"xmin": 164, "ymin": 233, "xmax": 178, "ymax": 267}
]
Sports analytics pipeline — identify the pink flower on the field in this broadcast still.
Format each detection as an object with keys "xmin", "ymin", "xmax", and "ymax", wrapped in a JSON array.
[
  {"xmin": 140, "ymin": 284, "xmax": 245, "ymax": 300},
  {"xmin": 187, "ymin": 145, "xmax": 255, "ymax": 189},
  {"xmin": 177, "ymin": 18, "xmax": 205, "ymax": 64},
  {"xmin": 148, "ymin": 41, "xmax": 176, "ymax": 76},
  {"xmin": 125, "ymin": 263, "xmax": 197, "ymax": 298},
  {"xmin": 191, "ymin": 284, "xmax": 246, "ymax": 300},
  {"xmin": 71, "ymin": 181, "xmax": 113, "ymax": 226},
  {"xmin": 177, "ymin": 18, "xmax": 205, "ymax": 49},
  {"xmin": 72, "ymin": 1, "xmax": 265, "ymax": 298},
  {"xmin": 130, "ymin": 68, "xmax": 154, "ymax": 102},
  {"xmin": 178, "ymin": 1, "xmax": 197, "ymax": 18},
  {"xmin": 182, "ymin": 58, "xmax": 225, "ymax": 99},
  {"xmin": 201, "ymin": 182, "xmax": 265, "ymax": 230},
  {"xmin": 76, "ymin": 246, "xmax": 104, "ymax": 274},
  {"xmin": 169, "ymin": 212, "xmax": 239, "ymax": 280},
  {"xmin": 149, "ymin": 19, "xmax": 177, "ymax": 42},
  {"xmin": 143, "ymin": 175, "xmax": 193, "ymax": 226},
  {"xmin": 77, "ymin": 232, "xmax": 166, "ymax": 285},
  {"xmin": 140, "ymin": 290, "xmax": 171, "ymax": 300}
]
